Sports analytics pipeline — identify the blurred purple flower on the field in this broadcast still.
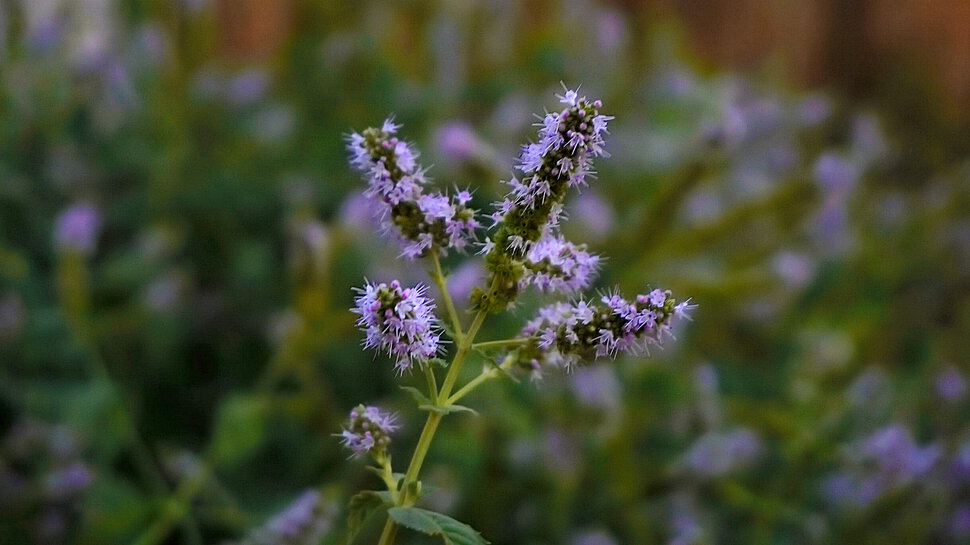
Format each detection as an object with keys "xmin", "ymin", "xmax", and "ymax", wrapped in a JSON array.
[
  {"xmin": 54, "ymin": 202, "xmax": 101, "ymax": 255},
  {"xmin": 446, "ymin": 261, "xmax": 483, "ymax": 303},
  {"xmin": 226, "ymin": 69, "xmax": 268, "ymax": 106},
  {"xmin": 935, "ymin": 366, "xmax": 967, "ymax": 402},
  {"xmin": 571, "ymin": 529, "xmax": 619, "ymax": 545},
  {"xmin": 436, "ymin": 121, "xmax": 482, "ymax": 162},
  {"xmin": 813, "ymin": 152, "xmax": 858, "ymax": 195},
  {"xmin": 569, "ymin": 366, "xmax": 620, "ymax": 412},
  {"xmin": 132, "ymin": 24, "xmax": 169, "ymax": 67},
  {"xmin": 43, "ymin": 463, "xmax": 93, "ymax": 500},
  {"xmin": 249, "ymin": 489, "xmax": 336, "ymax": 545},
  {"xmin": 771, "ymin": 251, "xmax": 815, "ymax": 289},
  {"xmin": 596, "ymin": 11, "xmax": 627, "ymax": 55},
  {"xmin": 682, "ymin": 428, "xmax": 762, "ymax": 477},
  {"xmin": 847, "ymin": 366, "xmax": 891, "ymax": 411},
  {"xmin": 571, "ymin": 191, "xmax": 615, "ymax": 243},
  {"xmin": 862, "ymin": 425, "xmax": 939, "ymax": 478},
  {"xmin": 797, "ymin": 94, "xmax": 831, "ymax": 126},
  {"xmin": 950, "ymin": 504, "xmax": 970, "ymax": 540},
  {"xmin": 542, "ymin": 428, "xmax": 581, "ymax": 475}
]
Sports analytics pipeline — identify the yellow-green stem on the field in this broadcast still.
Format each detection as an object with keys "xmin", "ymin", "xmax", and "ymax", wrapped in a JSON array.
[
  {"xmin": 377, "ymin": 309, "xmax": 487, "ymax": 545},
  {"xmin": 447, "ymin": 353, "xmax": 516, "ymax": 405},
  {"xmin": 430, "ymin": 253, "xmax": 464, "ymax": 342}
]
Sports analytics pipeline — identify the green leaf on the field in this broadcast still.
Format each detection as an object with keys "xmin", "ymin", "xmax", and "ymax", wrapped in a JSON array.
[
  {"xmin": 400, "ymin": 385, "xmax": 433, "ymax": 406},
  {"xmin": 418, "ymin": 404, "xmax": 479, "ymax": 416},
  {"xmin": 346, "ymin": 490, "xmax": 393, "ymax": 544},
  {"xmin": 210, "ymin": 394, "xmax": 268, "ymax": 468},
  {"xmin": 388, "ymin": 507, "xmax": 489, "ymax": 545}
]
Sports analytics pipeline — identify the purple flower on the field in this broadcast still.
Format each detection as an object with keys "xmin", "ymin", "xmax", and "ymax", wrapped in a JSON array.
[
  {"xmin": 950, "ymin": 504, "xmax": 970, "ymax": 540},
  {"xmin": 352, "ymin": 280, "xmax": 441, "ymax": 372},
  {"xmin": 436, "ymin": 121, "xmax": 483, "ymax": 162},
  {"xmin": 43, "ymin": 463, "xmax": 93, "ymax": 500},
  {"xmin": 347, "ymin": 120, "xmax": 478, "ymax": 258},
  {"xmin": 226, "ymin": 69, "xmax": 268, "ymax": 106},
  {"xmin": 572, "ymin": 191, "xmax": 615, "ymax": 243},
  {"xmin": 523, "ymin": 287, "xmax": 694, "ymax": 369},
  {"xmin": 249, "ymin": 489, "xmax": 336, "ymax": 545},
  {"xmin": 682, "ymin": 428, "xmax": 762, "ymax": 477},
  {"xmin": 340, "ymin": 405, "xmax": 399, "ymax": 458},
  {"xmin": 522, "ymin": 235, "xmax": 600, "ymax": 293},
  {"xmin": 857, "ymin": 424, "xmax": 939, "ymax": 480},
  {"xmin": 473, "ymin": 89, "xmax": 613, "ymax": 311},
  {"xmin": 936, "ymin": 365, "xmax": 967, "ymax": 402},
  {"xmin": 54, "ymin": 202, "xmax": 101, "ymax": 255},
  {"xmin": 813, "ymin": 152, "xmax": 858, "ymax": 195}
]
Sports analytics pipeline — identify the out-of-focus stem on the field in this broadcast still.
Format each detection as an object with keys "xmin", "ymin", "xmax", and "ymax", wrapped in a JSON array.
[{"xmin": 447, "ymin": 353, "xmax": 516, "ymax": 405}]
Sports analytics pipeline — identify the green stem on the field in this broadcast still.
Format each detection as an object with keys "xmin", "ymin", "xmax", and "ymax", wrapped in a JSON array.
[
  {"xmin": 447, "ymin": 353, "xmax": 516, "ymax": 405},
  {"xmin": 378, "ymin": 518, "xmax": 399, "ymax": 545},
  {"xmin": 423, "ymin": 363, "xmax": 439, "ymax": 402},
  {"xmin": 377, "ymin": 309, "xmax": 487, "ymax": 545},
  {"xmin": 471, "ymin": 338, "xmax": 528, "ymax": 350},
  {"xmin": 439, "ymin": 311, "xmax": 487, "ymax": 399},
  {"xmin": 430, "ymin": 253, "xmax": 464, "ymax": 343}
]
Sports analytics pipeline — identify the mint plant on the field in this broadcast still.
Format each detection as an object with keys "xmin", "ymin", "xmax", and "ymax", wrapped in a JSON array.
[{"xmin": 342, "ymin": 88, "xmax": 695, "ymax": 545}]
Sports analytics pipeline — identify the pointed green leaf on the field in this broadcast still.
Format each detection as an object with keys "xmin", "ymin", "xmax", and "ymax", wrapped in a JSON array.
[
  {"xmin": 418, "ymin": 404, "xmax": 479, "ymax": 416},
  {"xmin": 400, "ymin": 386, "xmax": 433, "ymax": 406},
  {"xmin": 346, "ymin": 490, "xmax": 393, "ymax": 544},
  {"xmin": 387, "ymin": 506, "xmax": 489, "ymax": 545}
]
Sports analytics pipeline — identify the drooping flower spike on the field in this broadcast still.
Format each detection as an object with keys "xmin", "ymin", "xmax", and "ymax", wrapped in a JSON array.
[
  {"xmin": 347, "ymin": 120, "xmax": 479, "ymax": 259},
  {"xmin": 517, "ymin": 288, "xmax": 696, "ymax": 371},
  {"xmin": 352, "ymin": 280, "xmax": 442, "ymax": 373}
]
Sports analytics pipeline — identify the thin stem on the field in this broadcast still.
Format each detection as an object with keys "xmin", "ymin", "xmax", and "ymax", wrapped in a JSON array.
[
  {"xmin": 447, "ymin": 353, "xmax": 516, "ymax": 406},
  {"xmin": 439, "ymin": 310, "xmax": 487, "ymax": 399},
  {"xmin": 423, "ymin": 363, "xmax": 439, "ymax": 401},
  {"xmin": 471, "ymin": 338, "xmax": 528, "ymax": 350},
  {"xmin": 430, "ymin": 253, "xmax": 464, "ymax": 343},
  {"xmin": 378, "ymin": 518, "xmax": 399, "ymax": 545},
  {"xmin": 377, "ymin": 308, "xmax": 488, "ymax": 545}
]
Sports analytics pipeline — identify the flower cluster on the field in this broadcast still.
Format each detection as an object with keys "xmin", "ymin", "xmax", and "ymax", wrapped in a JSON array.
[
  {"xmin": 472, "ymin": 89, "xmax": 613, "ymax": 311},
  {"xmin": 516, "ymin": 288, "xmax": 695, "ymax": 371},
  {"xmin": 823, "ymin": 424, "xmax": 941, "ymax": 509},
  {"xmin": 339, "ymin": 405, "xmax": 399, "ymax": 458},
  {"xmin": 352, "ymin": 280, "xmax": 441, "ymax": 373},
  {"xmin": 522, "ymin": 235, "xmax": 601, "ymax": 293},
  {"xmin": 347, "ymin": 120, "xmax": 479, "ymax": 259}
]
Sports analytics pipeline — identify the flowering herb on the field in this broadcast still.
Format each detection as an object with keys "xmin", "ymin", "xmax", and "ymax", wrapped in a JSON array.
[{"xmin": 342, "ymin": 89, "xmax": 693, "ymax": 545}]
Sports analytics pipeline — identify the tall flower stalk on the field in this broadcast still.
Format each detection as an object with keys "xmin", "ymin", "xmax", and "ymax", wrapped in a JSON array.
[{"xmin": 342, "ymin": 89, "xmax": 694, "ymax": 545}]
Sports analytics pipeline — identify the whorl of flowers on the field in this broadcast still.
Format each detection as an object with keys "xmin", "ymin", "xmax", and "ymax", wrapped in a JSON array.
[
  {"xmin": 522, "ymin": 234, "xmax": 600, "ymax": 293},
  {"xmin": 472, "ymin": 88, "xmax": 613, "ymax": 312},
  {"xmin": 517, "ymin": 288, "xmax": 695, "ymax": 370},
  {"xmin": 347, "ymin": 120, "xmax": 479, "ymax": 259},
  {"xmin": 352, "ymin": 280, "xmax": 441, "ymax": 373},
  {"xmin": 339, "ymin": 404, "xmax": 399, "ymax": 458}
]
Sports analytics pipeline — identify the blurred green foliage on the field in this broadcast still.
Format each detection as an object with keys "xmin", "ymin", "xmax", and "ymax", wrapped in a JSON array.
[{"xmin": 0, "ymin": 1, "xmax": 968, "ymax": 545}]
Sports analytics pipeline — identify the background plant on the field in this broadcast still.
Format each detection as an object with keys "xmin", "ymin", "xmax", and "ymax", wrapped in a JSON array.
[{"xmin": 1, "ymin": 1, "xmax": 968, "ymax": 545}]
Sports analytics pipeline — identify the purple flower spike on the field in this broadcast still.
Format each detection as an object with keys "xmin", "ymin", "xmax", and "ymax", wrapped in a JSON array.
[
  {"xmin": 522, "ymin": 287, "xmax": 694, "ymax": 370},
  {"xmin": 347, "ymin": 120, "xmax": 478, "ymax": 259},
  {"xmin": 340, "ymin": 404, "xmax": 399, "ymax": 458},
  {"xmin": 523, "ymin": 235, "xmax": 601, "ymax": 293},
  {"xmin": 352, "ymin": 280, "xmax": 441, "ymax": 372}
]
